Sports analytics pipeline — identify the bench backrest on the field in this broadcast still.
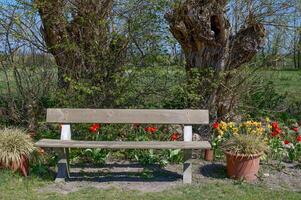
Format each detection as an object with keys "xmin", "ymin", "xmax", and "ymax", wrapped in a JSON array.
[{"xmin": 47, "ymin": 109, "xmax": 209, "ymax": 125}]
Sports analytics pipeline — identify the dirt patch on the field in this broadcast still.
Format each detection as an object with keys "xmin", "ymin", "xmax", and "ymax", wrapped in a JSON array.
[
  {"xmin": 38, "ymin": 160, "xmax": 301, "ymax": 194},
  {"xmin": 257, "ymin": 162, "xmax": 301, "ymax": 191}
]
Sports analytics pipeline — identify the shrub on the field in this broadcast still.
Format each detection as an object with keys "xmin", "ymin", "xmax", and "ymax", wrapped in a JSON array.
[{"xmin": 239, "ymin": 76, "xmax": 286, "ymax": 119}]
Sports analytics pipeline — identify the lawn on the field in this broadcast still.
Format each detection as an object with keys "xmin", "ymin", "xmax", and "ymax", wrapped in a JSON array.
[
  {"xmin": 1, "ymin": 170, "xmax": 301, "ymax": 200},
  {"xmin": 262, "ymin": 69, "xmax": 301, "ymax": 102},
  {"xmin": 1, "ymin": 67, "xmax": 300, "ymax": 103}
]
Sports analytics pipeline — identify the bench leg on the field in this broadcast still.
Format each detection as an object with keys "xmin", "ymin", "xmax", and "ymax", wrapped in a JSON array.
[
  {"xmin": 55, "ymin": 148, "xmax": 69, "ymax": 182},
  {"xmin": 183, "ymin": 149, "xmax": 192, "ymax": 184}
]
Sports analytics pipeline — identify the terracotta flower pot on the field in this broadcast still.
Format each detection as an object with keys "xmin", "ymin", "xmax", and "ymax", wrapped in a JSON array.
[
  {"xmin": 1, "ymin": 155, "xmax": 29, "ymax": 177},
  {"xmin": 204, "ymin": 149, "xmax": 214, "ymax": 161},
  {"xmin": 224, "ymin": 151, "xmax": 262, "ymax": 182}
]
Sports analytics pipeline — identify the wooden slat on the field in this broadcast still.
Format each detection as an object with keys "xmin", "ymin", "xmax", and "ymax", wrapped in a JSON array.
[
  {"xmin": 46, "ymin": 109, "xmax": 209, "ymax": 124},
  {"xmin": 35, "ymin": 139, "xmax": 211, "ymax": 149}
]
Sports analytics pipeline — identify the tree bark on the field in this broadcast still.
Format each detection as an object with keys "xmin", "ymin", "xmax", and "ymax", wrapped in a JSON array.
[
  {"xmin": 35, "ymin": 0, "xmax": 127, "ymax": 90},
  {"xmin": 165, "ymin": 0, "xmax": 266, "ymax": 118},
  {"xmin": 165, "ymin": 0, "xmax": 230, "ymax": 72}
]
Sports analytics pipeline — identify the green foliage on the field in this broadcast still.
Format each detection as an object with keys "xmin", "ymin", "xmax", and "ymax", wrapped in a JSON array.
[
  {"xmin": 38, "ymin": 123, "xmax": 184, "ymax": 166},
  {"xmin": 114, "ymin": 66, "xmax": 187, "ymax": 108},
  {"xmin": 80, "ymin": 148, "xmax": 110, "ymax": 165},
  {"xmin": 185, "ymin": 68, "xmax": 220, "ymax": 108},
  {"xmin": 267, "ymin": 137, "xmax": 286, "ymax": 161},
  {"xmin": 240, "ymin": 74, "xmax": 287, "ymax": 119}
]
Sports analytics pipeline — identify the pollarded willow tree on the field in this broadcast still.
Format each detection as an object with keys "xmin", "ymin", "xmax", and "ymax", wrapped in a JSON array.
[
  {"xmin": 34, "ymin": 0, "xmax": 127, "ymax": 105},
  {"xmin": 165, "ymin": 0, "xmax": 266, "ymax": 119}
]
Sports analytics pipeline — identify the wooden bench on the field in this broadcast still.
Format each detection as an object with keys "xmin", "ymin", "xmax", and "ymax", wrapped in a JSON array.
[{"xmin": 35, "ymin": 109, "xmax": 210, "ymax": 183}]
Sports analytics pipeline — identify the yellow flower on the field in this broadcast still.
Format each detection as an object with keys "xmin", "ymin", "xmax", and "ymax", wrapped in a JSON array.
[
  {"xmin": 244, "ymin": 121, "xmax": 251, "ymax": 126},
  {"xmin": 228, "ymin": 122, "xmax": 235, "ymax": 128},
  {"xmin": 265, "ymin": 117, "xmax": 270, "ymax": 123},
  {"xmin": 254, "ymin": 122, "xmax": 262, "ymax": 127},
  {"xmin": 219, "ymin": 121, "xmax": 227, "ymax": 131},
  {"xmin": 247, "ymin": 127, "xmax": 252, "ymax": 132},
  {"xmin": 263, "ymin": 137, "xmax": 269, "ymax": 145},
  {"xmin": 257, "ymin": 127, "xmax": 264, "ymax": 135},
  {"xmin": 217, "ymin": 129, "xmax": 224, "ymax": 136}
]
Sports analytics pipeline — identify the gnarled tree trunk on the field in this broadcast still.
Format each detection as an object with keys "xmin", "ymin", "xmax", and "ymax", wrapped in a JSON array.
[
  {"xmin": 165, "ymin": 0, "xmax": 266, "ymax": 119},
  {"xmin": 35, "ymin": 0, "xmax": 127, "ymax": 90}
]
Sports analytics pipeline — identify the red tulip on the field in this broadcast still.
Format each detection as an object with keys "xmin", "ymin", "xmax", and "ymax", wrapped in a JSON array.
[
  {"xmin": 212, "ymin": 121, "xmax": 219, "ymax": 129},
  {"xmin": 284, "ymin": 140, "xmax": 290, "ymax": 145},
  {"xmin": 271, "ymin": 131, "xmax": 278, "ymax": 137},
  {"xmin": 293, "ymin": 127, "xmax": 299, "ymax": 133},
  {"xmin": 170, "ymin": 132, "xmax": 180, "ymax": 141},
  {"xmin": 89, "ymin": 123, "xmax": 100, "ymax": 133},
  {"xmin": 274, "ymin": 127, "xmax": 282, "ymax": 134},
  {"xmin": 271, "ymin": 121, "xmax": 279, "ymax": 129},
  {"xmin": 92, "ymin": 123, "xmax": 100, "ymax": 129},
  {"xmin": 144, "ymin": 126, "xmax": 158, "ymax": 133},
  {"xmin": 89, "ymin": 127, "xmax": 97, "ymax": 133},
  {"xmin": 297, "ymin": 135, "xmax": 301, "ymax": 142},
  {"xmin": 271, "ymin": 122, "xmax": 281, "ymax": 137}
]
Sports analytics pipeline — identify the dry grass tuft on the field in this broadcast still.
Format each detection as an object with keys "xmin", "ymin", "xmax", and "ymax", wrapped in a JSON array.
[
  {"xmin": 0, "ymin": 128, "xmax": 35, "ymax": 167},
  {"xmin": 222, "ymin": 134, "xmax": 267, "ymax": 156}
]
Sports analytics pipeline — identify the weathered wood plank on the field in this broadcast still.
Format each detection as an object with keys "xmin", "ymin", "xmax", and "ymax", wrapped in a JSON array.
[
  {"xmin": 46, "ymin": 109, "xmax": 209, "ymax": 124},
  {"xmin": 35, "ymin": 139, "xmax": 211, "ymax": 149}
]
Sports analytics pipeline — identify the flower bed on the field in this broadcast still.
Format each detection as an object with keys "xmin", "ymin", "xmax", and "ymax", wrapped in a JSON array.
[{"xmin": 212, "ymin": 119, "xmax": 301, "ymax": 162}]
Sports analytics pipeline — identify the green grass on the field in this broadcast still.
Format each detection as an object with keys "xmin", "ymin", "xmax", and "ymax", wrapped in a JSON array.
[
  {"xmin": 1, "ymin": 170, "xmax": 301, "ymax": 200},
  {"xmin": 261, "ymin": 69, "xmax": 301, "ymax": 102},
  {"xmin": 1, "ymin": 66, "xmax": 300, "ymax": 103}
]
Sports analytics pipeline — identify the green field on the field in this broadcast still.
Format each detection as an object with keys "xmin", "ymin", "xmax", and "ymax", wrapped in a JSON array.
[
  {"xmin": 0, "ymin": 171, "xmax": 301, "ymax": 200},
  {"xmin": 1, "ymin": 68, "xmax": 300, "ymax": 98},
  {"xmin": 262, "ymin": 69, "xmax": 301, "ymax": 102}
]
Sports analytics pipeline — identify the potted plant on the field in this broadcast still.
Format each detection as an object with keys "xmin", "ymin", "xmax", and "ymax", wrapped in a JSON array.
[
  {"xmin": 0, "ymin": 128, "xmax": 35, "ymax": 176},
  {"xmin": 222, "ymin": 134, "xmax": 267, "ymax": 181}
]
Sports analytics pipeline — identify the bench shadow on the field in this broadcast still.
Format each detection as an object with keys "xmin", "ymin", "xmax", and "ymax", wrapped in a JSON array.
[
  {"xmin": 200, "ymin": 163, "xmax": 227, "ymax": 179},
  {"xmin": 67, "ymin": 163, "xmax": 182, "ymax": 182}
]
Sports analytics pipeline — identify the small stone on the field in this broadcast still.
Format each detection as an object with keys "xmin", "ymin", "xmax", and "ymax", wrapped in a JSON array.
[{"xmin": 263, "ymin": 173, "xmax": 269, "ymax": 177}]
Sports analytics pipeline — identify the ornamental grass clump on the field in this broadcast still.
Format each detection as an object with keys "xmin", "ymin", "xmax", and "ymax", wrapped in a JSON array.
[
  {"xmin": 0, "ymin": 128, "xmax": 35, "ymax": 167},
  {"xmin": 222, "ymin": 134, "xmax": 267, "ymax": 156}
]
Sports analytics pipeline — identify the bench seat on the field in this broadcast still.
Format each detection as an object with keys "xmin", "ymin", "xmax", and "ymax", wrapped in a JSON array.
[
  {"xmin": 35, "ymin": 139, "xmax": 211, "ymax": 149},
  {"xmin": 37, "ymin": 108, "xmax": 210, "ymax": 183}
]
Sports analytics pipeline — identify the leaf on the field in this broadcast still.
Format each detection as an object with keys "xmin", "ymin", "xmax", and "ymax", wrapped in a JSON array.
[{"xmin": 169, "ymin": 149, "xmax": 181, "ymax": 158}]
